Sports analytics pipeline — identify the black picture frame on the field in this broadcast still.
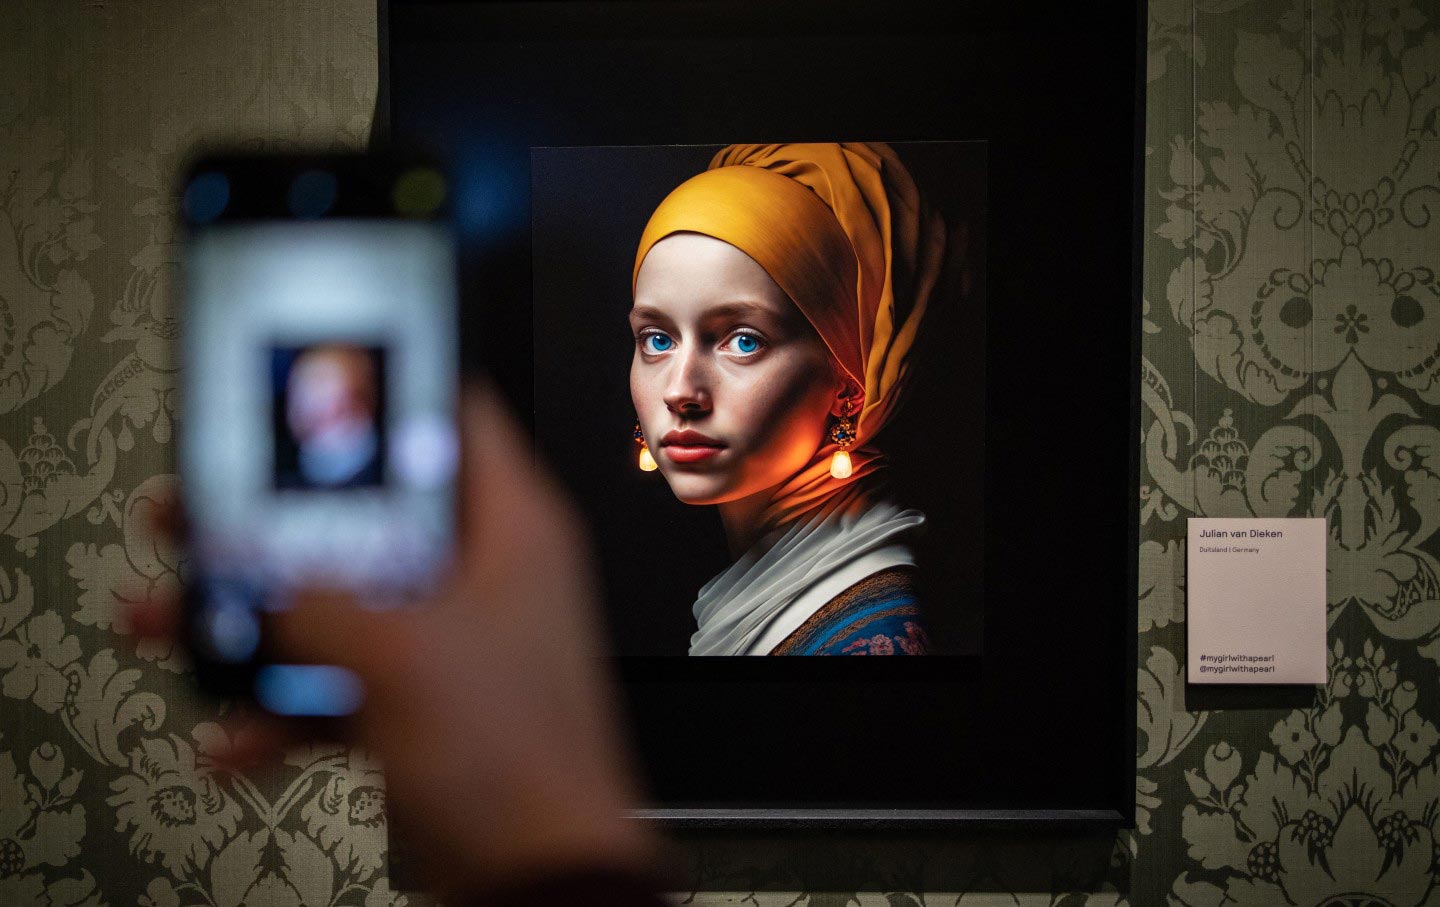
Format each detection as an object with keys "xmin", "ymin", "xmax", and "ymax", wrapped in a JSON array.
[{"xmin": 382, "ymin": 0, "xmax": 1143, "ymax": 828}]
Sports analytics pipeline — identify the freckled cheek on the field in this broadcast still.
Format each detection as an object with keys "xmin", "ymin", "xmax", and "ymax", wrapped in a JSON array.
[{"xmin": 629, "ymin": 356, "xmax": 659, "ymax": 424}]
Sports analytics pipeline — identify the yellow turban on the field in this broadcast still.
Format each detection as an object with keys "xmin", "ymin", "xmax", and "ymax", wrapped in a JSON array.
[{"xmin": 633, "ymin": 143, "xmax": 948, "ymax": 523}]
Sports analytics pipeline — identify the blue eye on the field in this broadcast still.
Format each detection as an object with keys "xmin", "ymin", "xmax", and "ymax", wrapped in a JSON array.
[
  {"xmin": 642, "ymin": 333, "xmax": 674, "ymax": 353},
  {"xmin": 728, "ymin": 332, "xmax": 763, "ymax": 355}
]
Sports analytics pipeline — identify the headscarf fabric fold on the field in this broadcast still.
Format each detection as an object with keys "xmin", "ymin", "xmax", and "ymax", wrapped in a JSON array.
[{"xmin": 633, "ymin": 143, "xmax": 948, "ymax": 527}]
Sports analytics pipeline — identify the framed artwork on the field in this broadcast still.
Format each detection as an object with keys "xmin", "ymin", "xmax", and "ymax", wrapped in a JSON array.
[
  {"xmin": 384, "ymin": 0, "xmax": 1141, "ymax": 826},
  {"xmin": 531, "ymin": 140, "xmax": 985, "ymax": 658}
]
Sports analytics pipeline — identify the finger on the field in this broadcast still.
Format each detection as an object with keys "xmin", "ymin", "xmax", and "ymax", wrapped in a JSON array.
[
  {"xmin": 265, "ymin": 588, "xmax": 411, "ymax": 677},
  {"xmin": 124, "ymin": 591, "xmax": 180, "ymax": 642},
  {"xmin": 455, "ymin": 381, "xmax": 538, "ymax": 543},
  {"xmin": 211, "ymin": 707, "xmax": 318, "ymax": 773},
  {"xmin": 144, "ymin": 490, "xmax": 186, "ymax": 542},
  {"xmin": 456, "ymin": 382, "xmax": 588, "ymax": 561}
]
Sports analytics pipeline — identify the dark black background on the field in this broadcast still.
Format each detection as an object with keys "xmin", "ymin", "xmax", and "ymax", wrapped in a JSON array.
[
  {"xmin": 387, "ymin": 0, "xmax": 1139, "ymax": 818},
  {"xmin": 531, "ymin": 142, "xmax": 986, "ymax": 656}
]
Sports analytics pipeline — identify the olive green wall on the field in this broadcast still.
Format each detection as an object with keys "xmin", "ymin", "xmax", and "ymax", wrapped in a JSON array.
[{"xmin": 2, "ymin": 1, "xmax": 1438, "ymax": 904}]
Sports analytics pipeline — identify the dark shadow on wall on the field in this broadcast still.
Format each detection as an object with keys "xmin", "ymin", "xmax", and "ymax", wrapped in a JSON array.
[{"xmin": 665, "ymin": 829, "xmax": 1126, "ymax": 897}]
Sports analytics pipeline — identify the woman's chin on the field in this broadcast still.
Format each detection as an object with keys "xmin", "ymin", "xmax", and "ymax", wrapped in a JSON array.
[
  {"xmin": 661, "ymin": 473, "xmax": 740, "ymax": 507},
  {"xmin": 668, "ymin": 487, "xmax": 732, "ymax": 507}
]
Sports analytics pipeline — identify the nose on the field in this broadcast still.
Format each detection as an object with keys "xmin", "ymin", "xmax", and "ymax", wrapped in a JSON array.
[{"xmin": 662, "ymin": 345, "xmax": 712, "ymax": 416}]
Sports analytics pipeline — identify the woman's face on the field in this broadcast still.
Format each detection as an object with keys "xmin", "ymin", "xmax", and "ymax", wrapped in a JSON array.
[{"xmin": 630, "ymin": 233, "xmax": 844, "ymax": 506}]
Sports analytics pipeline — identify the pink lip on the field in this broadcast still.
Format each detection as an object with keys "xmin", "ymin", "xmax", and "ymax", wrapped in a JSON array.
[
  {"xmin": 665, "ymin": 445, "xmax": 723, "ymax": 463},
  {"xmin": 661, "ymin": 430, "xmax": 724, "ymax": 447},
  {"xmin": 661, "ymin": 430, "xmax": 726, "ymax": 464}
]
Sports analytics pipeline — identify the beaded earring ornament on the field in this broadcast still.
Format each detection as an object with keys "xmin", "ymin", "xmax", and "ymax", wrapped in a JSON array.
[
  {"xmin": 828, "ymin": 400, "xmax": 857, "ymax": 479},
  {"xmin": 634, "ymin": 421, "xmax": 658, "ymax": 471}
]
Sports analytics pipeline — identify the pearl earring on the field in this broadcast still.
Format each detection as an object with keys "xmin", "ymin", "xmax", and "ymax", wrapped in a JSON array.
[{"xmin": 633, "ymin": 421, "xmax": 657, "ymax": 471}]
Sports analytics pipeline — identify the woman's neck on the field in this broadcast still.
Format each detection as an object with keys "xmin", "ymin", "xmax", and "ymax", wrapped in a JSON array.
[
  {"xmin": 717, "ymin": 480, "xmax": 872, "ymax": 560},
  {"xmin": 717, "ymin": 490, "xmax": 776, "ymax": 559}
]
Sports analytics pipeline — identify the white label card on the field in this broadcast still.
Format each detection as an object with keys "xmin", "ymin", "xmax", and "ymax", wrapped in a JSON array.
[{"xmin": 1186, "ymin": 517, "xmax": 1327, "ymax": 685}]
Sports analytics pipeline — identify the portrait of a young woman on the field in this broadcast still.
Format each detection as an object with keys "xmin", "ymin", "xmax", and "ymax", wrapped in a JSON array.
[{"xmin": 532, "ymin": 141, "xmax": 985, "ymax": 657}]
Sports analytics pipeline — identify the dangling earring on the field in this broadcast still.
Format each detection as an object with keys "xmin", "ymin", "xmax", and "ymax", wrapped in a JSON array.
[
  {"xmin": 634, "ymin": 420, "xmax": 658, "ymax": 471},
  {"xmin": 828, "ymin": 401, "xmax": 856, "ymax": 479}
]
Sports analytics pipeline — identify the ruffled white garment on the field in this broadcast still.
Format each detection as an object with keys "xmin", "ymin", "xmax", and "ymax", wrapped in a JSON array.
[{"xmin": 689, "ymin": 484, "xmax": 925, "ymax": 656}]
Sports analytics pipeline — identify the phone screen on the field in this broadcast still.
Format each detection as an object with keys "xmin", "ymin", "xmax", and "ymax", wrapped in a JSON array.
[{"xmin": 182, "ymin": 217, "xmax": 458, "ymax": 713}]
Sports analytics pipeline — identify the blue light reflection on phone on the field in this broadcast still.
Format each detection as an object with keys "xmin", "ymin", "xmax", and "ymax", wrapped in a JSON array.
[{"xmin": 255, "ymin": 664, "xmax": 365, "ymax": 716}]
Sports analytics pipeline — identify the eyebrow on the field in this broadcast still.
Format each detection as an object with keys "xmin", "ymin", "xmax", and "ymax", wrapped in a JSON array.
[
  {"xmin": 628, "ymin": 301, "xmax": 777, "ymax": 323},
  {"xmin": 628, "ymin": 305, "xmax": 670, "ymax": 324}
]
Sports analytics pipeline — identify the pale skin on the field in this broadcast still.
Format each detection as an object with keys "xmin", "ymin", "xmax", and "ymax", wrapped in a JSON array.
[{"xmin": 630, "ymin": 233, "xmax": 863, "ymax": 557}]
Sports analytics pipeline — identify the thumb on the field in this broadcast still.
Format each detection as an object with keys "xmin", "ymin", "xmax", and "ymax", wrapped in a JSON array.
[{"xmin": 265, "ymin": 589, "xmax": 412, "ymax": 677}]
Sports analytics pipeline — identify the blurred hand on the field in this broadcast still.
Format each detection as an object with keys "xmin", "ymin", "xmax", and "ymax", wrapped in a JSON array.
[{"xmin": 135, "ymin": 385, "xmax": 656, "ymax": 901}]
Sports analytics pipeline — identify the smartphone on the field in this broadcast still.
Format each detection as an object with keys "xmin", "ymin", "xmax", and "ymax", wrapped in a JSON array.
[{"xmin": 179, "ymin": 153, "xmax": 459, "ymax": 716}]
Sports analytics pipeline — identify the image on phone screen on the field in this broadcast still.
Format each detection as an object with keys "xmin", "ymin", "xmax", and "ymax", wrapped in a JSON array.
[{"xmin": 272, "ymin": 343, "xmax": 388, "ymax": 491}]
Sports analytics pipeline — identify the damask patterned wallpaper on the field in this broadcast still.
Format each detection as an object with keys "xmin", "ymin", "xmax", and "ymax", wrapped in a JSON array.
[{"xmin": 1, "ymin": 0, "xmax": 1437, "ymax": 905}]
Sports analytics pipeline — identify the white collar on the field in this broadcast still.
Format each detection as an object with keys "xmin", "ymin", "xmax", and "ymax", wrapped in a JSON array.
[{"xmin": 689, "ymin": 484, "xmax": 924, "ymax": 656}]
